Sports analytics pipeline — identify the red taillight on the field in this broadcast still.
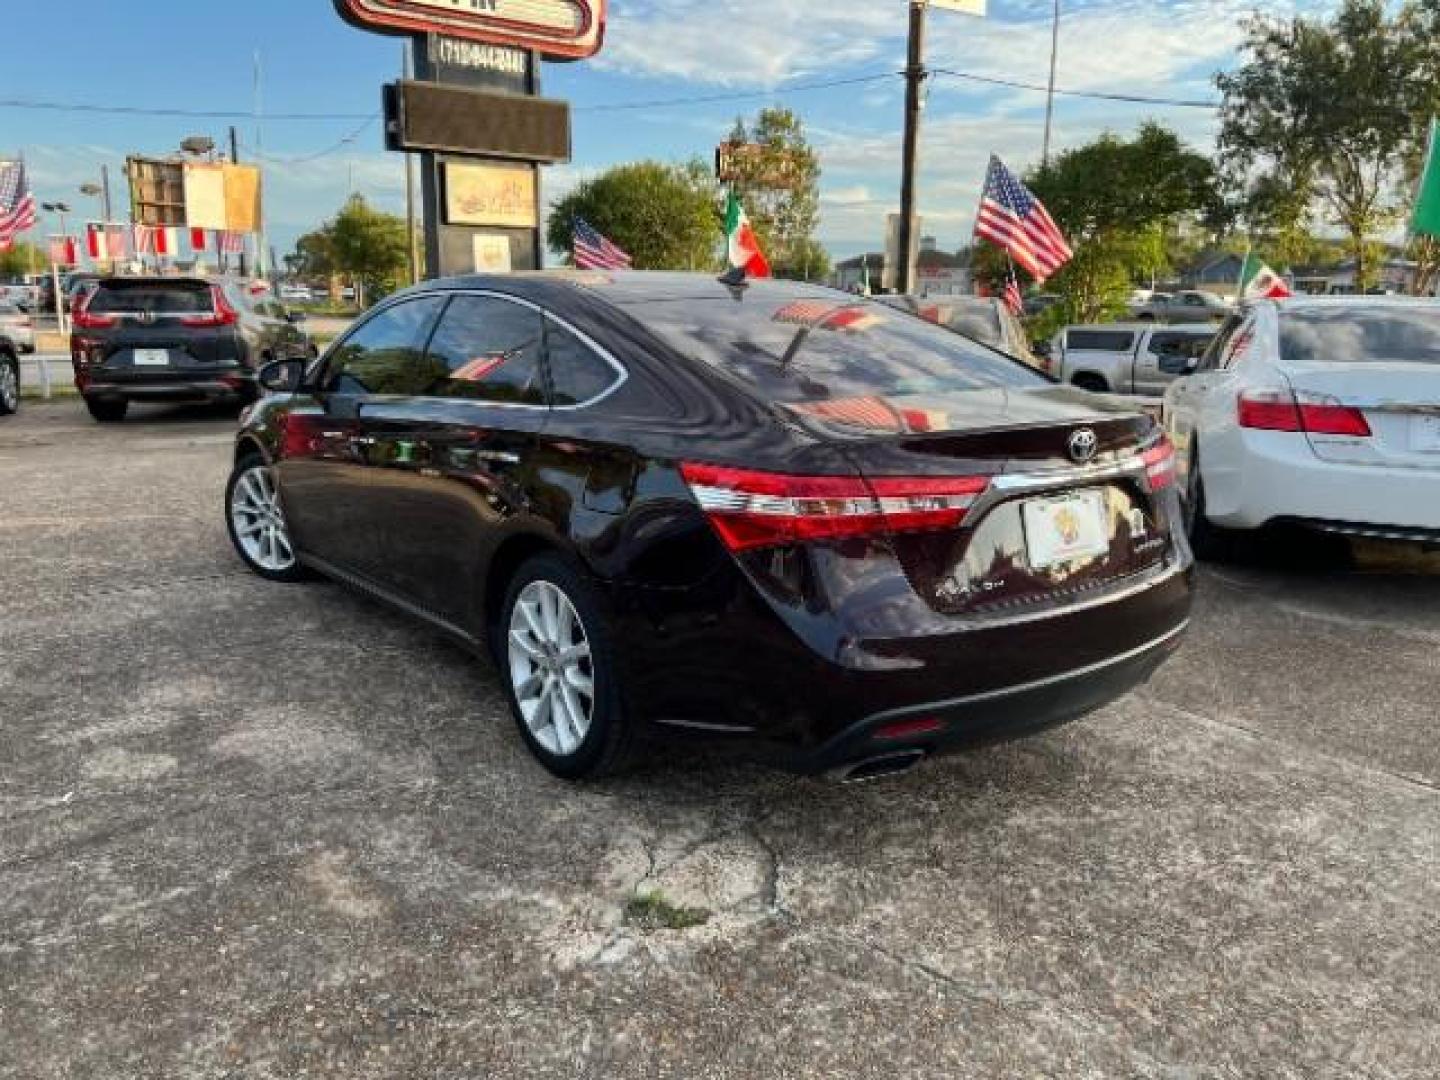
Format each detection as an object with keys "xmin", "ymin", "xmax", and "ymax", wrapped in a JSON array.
[
  {"xmin": 680, "ymin": 463, "xmax": 990, "ymax": 553},
  {"xmin": 71, "ymin": 291, "xmax": 116, "ymax": 330},
  {"xmin": 181, "ymin": 285, "xmax": 240, "ymax": 328},
  {"xmin": 1238, "ymin": 390, "xmax": 1370, "ymax": 437},
  {"xmin": 1140, "ymin": 437, "xmax": 1176, "ymax": 492}
]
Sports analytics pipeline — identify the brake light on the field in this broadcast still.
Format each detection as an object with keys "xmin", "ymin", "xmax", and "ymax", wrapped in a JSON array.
[
  {"xmin": 181, "ymin": 285, "xmax": 240, "ymax": 328},
  {"xmin": 71, "ymin": 290, "xmax": 116, "ymax": 330},
  {"xmin": 1140, "ymin": 437, "xmax": 1176, "ymax": 491},
  {"xmin": 1238, "ymin": 390, "xmax": 1370, "ymax": 437},
  {"xmin": 680, "ymin": 463, "xmax": 990, "ymax": 552}
]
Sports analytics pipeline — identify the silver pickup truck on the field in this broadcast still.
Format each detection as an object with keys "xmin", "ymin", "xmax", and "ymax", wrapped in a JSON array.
[{"xmin": 1046, "ymin": 323, "xmax": 1216, "ymax": 396}]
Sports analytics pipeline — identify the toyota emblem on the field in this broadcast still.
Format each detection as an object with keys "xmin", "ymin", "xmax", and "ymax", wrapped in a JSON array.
[{"xmin": 1067, "ymin": 428, "xmax": 1099, "ymax": 464}]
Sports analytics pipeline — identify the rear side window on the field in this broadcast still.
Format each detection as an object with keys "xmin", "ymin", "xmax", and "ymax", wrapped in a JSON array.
[
  {"xmin": 626, "ymin": 295, "xmax": 1045, "ymax": 403},
  {"xmin": 423, "ymin": 295, "xmax": 546, "ymax": 405},
  {"xmin": 326, "ymin": 296, "xmax": 446, "ymax": 396},
  {"xmin": 1067, "ymin": 330, "xmax": 1135, "ymax": 352},
  {"xmin": 546, "ymin": 320, "xmax": 620, "ymax": 406},
  {"xmin": 88, "ymin": 284, "xmax": 211, "ymax": 315},
  {"xmin": 1149, "ymin": 331, "xmax": 1212, "ymax": 358},
  {"xmin": 1281, "ymin": 307, "xmax": 1440, "ymax": 366}
]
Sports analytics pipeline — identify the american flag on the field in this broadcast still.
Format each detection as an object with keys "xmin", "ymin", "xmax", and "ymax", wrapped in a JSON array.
[
  {"xmin": 572, "ymin": 218, "xmax": 631, "ymax": 271},
  {"xmin": 0, "ymin": 161, "xmax": 38, "ymax": 251},
  {"xmin": 1002, "ymin": 270, "xmax": 1024, "ymax": 316},
  {"xmin": 975, "ymin": 156, "xmax": 1072, "ymax": 284}
]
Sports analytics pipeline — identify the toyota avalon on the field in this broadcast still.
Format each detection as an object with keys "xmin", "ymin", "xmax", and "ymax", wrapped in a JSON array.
[{"xmin": 227, "ymin": 273, "xmax": 1193, "ymax": 781}]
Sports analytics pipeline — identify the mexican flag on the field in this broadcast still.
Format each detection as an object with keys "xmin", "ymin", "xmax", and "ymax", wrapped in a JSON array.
[
  {"xmin": 1411, "ymin": 118, "xmax": 1440, "ymax": 238},
  {"xmin": 724, "ymin": 191, "xmax": 770, "ymax": 278},
  {"xmin": 1239, "ymin": 252, "xmax": 1292, "ymax": 299}
]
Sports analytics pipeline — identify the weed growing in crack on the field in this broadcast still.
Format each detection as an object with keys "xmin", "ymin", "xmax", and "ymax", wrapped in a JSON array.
[{"xmin": 623, "ymin": 890, "xmax": 711, "ymax": 931}]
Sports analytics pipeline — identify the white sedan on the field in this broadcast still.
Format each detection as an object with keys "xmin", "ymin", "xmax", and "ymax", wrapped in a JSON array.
[{"xmin": 1163, "ymin": 297, "xmax": 1440, "ymax": 556}]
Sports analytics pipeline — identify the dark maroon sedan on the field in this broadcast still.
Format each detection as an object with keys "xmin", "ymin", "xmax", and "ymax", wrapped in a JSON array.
[{"xmin": 226, "ymin": 272, "xmax": 1192, "ymax": 781}]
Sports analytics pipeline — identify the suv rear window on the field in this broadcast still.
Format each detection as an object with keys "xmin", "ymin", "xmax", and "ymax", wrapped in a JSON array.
[
  {"xmin": 625, "ymin": 295, "xmax": 1045, "ymax": 403},
  {"xmin": 1067, "ymin": 330, "xmax": 1135, "ymax": 351},
  {"xmin": 88, "ymin": 283, "xmax": 211, "ymax": 315},
  {"xmin": 1280, "ymin": 306, "xmax": 1440, "ymax": 366}
]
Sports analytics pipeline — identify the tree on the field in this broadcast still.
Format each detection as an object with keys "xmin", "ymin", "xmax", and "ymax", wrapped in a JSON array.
[
  {"xmin": 724, "ymin": 108, "xmax": 827, "ymax": 280},
  {"xmin": 548, "ymin": 160, "xmax": 718, "ymax": 271},
  {"xmin": 1014, "ymin": 123, "xmax": 1220, "ymax": 322},
  {"xmin": 0, "ymin": 241, "xmax": 44, "ymax": 279},
  {"xmin": 326, "ymin": 195, "xmax": 409, "ymax": 306},
  {"xmin": 1217, "ymin": 0, "xmax": 1429, "ymax": 288}
]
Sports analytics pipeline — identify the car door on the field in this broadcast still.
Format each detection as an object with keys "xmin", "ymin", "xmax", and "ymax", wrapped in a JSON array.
[
  {"xmin": 1139, "ymin": 330, "xmax": 1203, "ymax": 396},
  {"xmin": 276, "ymin": 295, "xmax": 446, "ymax": 578},
  {"xmin": 356, "ymin": 292, "xmax": 553, "ymax": 624},
  {"xmin": 1166, "ymin": 313, "xmax": 1246, "ymax": 487}
]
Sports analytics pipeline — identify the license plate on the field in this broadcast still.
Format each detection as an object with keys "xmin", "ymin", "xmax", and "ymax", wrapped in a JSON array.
[
  {"xmin": 133, "ymin": 349, "xmax": 170, "ymax": 367},
  {"xmin": 1022, "ymin": 491, "xmax": 1110, "ymax": 569},
  {"xmin": 1412, "ymin": 415, "xmax": 1440, "ymax": 452}
]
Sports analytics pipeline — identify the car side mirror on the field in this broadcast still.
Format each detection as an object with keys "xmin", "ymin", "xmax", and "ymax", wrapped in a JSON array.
[{"xmin": 258, "ymin": 357, "xmax": 306, "ymax": 394}]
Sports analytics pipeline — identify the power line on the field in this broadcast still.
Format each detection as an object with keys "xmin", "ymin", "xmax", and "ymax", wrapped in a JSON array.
[
  {"xmin": 929, "ymin": 66, "xmax": 1218, "ymax": 109},
  {"xmin": 237, "ymin": 113, "xmax": 382, "ymax": 164},
  {"xmin": 574, "ymin": 72, "xmax": 900, "ymax": 112},
  {"xmin": 0, "ymin": 97, "xmax": 371, "ymax": 121}
]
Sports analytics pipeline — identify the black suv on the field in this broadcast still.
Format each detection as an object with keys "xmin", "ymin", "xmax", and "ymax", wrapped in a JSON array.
[{"xmin": 71, "ymin": 276, "xmax": 312, "ymax": 422}]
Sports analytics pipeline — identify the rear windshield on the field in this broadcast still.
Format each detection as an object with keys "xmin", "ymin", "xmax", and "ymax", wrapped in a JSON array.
[
  {"xmin": 1068, "ymin": 330, "xmax": 1135, "ymax": 351},
  {"xmin": 624, "ymin": 295, "xmax": 1045, "ymax": 403},
  {"xmin": 1281, "ymin": 307, "xmax": 1440, "ymax": 365},
  {"xmin": 88, "ymin": 284, "xmax": 211, "ymax": 315}
]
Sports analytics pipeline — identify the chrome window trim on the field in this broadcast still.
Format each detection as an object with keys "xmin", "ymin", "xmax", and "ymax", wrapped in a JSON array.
[{"xmin": 316, "ymin": 288, "xmax": 630, "ymax": 412}]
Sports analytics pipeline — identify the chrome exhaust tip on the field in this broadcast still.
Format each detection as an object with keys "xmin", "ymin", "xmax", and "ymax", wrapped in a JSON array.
[{"xmin": 829, "ymin": 749, "xmax": 928, "ymax": 784}]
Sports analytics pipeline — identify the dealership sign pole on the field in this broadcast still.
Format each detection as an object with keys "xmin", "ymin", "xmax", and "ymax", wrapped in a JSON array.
[{"xmin": 333, "ymin": 0, "xmax": 603, "ymax": 277}]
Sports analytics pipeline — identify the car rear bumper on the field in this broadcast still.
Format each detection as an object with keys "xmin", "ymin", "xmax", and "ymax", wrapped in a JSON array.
[
  {"xmin": 1208, "ymin": 432, "xmax": 1440, "ymax": 531},
  {"xmin": 791, "ymin": 619, "xmax": 1188, "ymax": 775},
  {"xmin": 82, "ymin": 370, "xmax": 256, "ymax": 402},
  {"xmin": 621, "ymin": 555, "xmax": 1194, "ymax": 769}
]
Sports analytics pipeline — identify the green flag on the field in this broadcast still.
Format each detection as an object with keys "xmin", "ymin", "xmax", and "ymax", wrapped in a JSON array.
[{"xmin": 1412, "ymin": 119, "xmax": 1440, "ymax": 238}]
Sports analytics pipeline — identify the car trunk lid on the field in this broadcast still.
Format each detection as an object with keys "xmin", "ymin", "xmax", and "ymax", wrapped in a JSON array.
[
  {"xmin": 781, "ymin": 387, "xmax": 1175, "ymax": 616},
  {"xmin": 1284, "ymin": 361, "xmax": 1440, "ymax": 468}
]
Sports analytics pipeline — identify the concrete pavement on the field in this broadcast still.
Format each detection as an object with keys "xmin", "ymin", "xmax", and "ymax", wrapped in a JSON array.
[{"xmin": 2, "ymin": 398, "xmax": 1438, "ymax": 1078}]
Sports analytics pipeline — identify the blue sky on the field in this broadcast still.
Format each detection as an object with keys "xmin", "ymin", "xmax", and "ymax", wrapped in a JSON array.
[{"xmin": 0, "ymin": 0, "xmax": 1299, "ymax": 263}]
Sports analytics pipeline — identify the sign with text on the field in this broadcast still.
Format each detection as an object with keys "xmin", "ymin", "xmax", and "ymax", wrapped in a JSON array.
[
  {"xmin": 473, "ymin": 234, "xmax": 513, "ymax": 273},
  {"xmin": 928, "ymin": 0, "xmax": 987, "ymax": 15},
  {"xmin": 334, "ymin": 0, "xmax": 606, "ymax": 60},
  {"xmin": 444, "ymin": 161, "xmax": 537, "ymax": 229}
]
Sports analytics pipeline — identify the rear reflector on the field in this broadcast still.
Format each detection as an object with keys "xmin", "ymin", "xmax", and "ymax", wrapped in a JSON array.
[
  {"xmin": 874, "ymin": 716, "xmax": 947, "ymax": 741},
  {"xmin": 1238, "ymin": 389, "xmax": 1371, "ymax": 437},
  {"xmin": 1140, "ymin": 437, "xmax": 1177, "ymax": 492},
  {"xmin": 680, "ymin": 463, "xmax": 990, "ymax": 552}
]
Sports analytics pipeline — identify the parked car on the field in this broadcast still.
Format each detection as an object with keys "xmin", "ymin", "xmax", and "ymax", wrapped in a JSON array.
[
  {"xmin": 0, "ymin": 323, "xmax": 19, "ymax": 416},
  {"xmin": 70, "ymin": 276, "xmax": 311, "ymax": 423},
  {"xmin": 1047, "ymin": 323, "xmax": 1216, "ymax": 395},
  {"xmin": 279, "ymin": 283, "xmax": 313, "ymax": 303},
  {"xmin": 878, "ymin": 294, "xmax": 1043, "ymax": 370},
  {"xmin": 0, "ymin": 280, "xmax": 37, "ymax": 312},
  {"xmin": 1164, "ymin": 297, "xmax": 1440, "ymax": 557},
  {"xmin": 1024, "ymin": 292, "xmax": 1063, "ymax": 318},
  {"xmin": 226, "ymin": 272, "xmax": 1193, "ymax": 781},
  {"xmin": 0, "ymin": 303, "xmax": 36, "ymax": 353},
  {"xmin": 1131, "ymin": 290, "xmax": 1230, "ymax": 324}
]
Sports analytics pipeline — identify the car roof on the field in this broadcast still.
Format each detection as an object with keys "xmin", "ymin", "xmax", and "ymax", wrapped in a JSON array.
[
  {"xmin": 407, "ymin": 270, "xmax": 856, "ymax": 310},
  {"xmin": 1266, "ymin": 295, "xmax": 1440, "ymax": 311},
  {"xmin": 1066, "ymin": 322, "xmax": 1213, "ymax": 333}
]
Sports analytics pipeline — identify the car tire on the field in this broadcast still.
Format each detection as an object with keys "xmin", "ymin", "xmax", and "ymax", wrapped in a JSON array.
[
  {"xmin": 225, "ymin": 453, "xmax": 309, "ymax": 583},
  {"xmin": 84, "ymin": 396, "xmax": 128, "ymax": 423},
  {"xmin": 498, "ymin": 553, "xmax": 633, "ymax": 781},
  {"xmin": 0, "ymin": 353, "xmax": 18, "ymax": 415},
  {"xmin": 1183, "ymin": 448, "xmax": 1234, "ymax": 561}
]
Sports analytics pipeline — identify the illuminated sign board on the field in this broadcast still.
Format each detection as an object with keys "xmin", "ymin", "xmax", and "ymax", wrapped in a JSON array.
[{"xmin": 334, "ymin": 0, "xmax": 606, "ymax": 61}]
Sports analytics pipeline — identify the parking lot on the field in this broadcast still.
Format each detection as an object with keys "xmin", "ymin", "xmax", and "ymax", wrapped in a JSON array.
[{"xmin": 2, "ymin": 399, "xmax": 1438, "ymax": 1078}]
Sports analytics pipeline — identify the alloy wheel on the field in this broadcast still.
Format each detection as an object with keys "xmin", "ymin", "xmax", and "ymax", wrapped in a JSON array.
[
  {"xmin": 508, "ymin": 580, "xmax": 596, "ymax": 757},
  {"xmin": 0, "ymin": 362, "xmax": 17, "ymax": 412},
  {"xmin": 229, "ymin": 464, "xmax": 296, "ymax": 572}
]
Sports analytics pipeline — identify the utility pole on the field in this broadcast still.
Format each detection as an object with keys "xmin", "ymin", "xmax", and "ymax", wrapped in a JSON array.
[
  {"xmin": 403, "ymin": 41, "xmax": 420, "ymax": 285},
  {"xmin": 897, "ymin": 0, "xmax": 927, "ymax": 296},
  {"xmin": 1042, "ymin": 0, "xmax": 1060, "ymax": 166},
  {"xmin": 229, "ymin": 126, "xmax": 247, "ymax": 277}
]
